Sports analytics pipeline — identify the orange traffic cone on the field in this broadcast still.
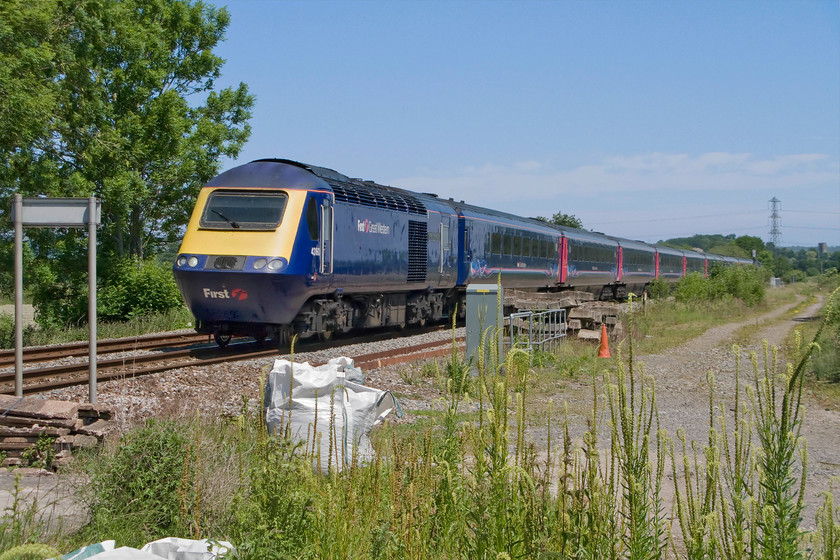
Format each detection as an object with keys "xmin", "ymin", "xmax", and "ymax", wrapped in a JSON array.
[{"xmin": 597, "ymin": 323, "xmax": 611, "ymax": 358}]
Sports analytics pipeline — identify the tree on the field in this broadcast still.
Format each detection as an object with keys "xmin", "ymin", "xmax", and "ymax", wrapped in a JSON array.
[
  {"xmin": 734, "ymin": 235, "xmax": 765, "ymax": 255},
  {"xmin": 0, "ymin": 0, "xmax": 61, "ymax": 154},
  {"xmin": 535, "ymin": 211, "xmax": 583, "ymax": 229},
  {"xmin": 1, "ymin": 0, "xmax": 254, "ymax": 259},
  {"xmin": 0, "ymin": 0, "xmax": 254, "ymax": 325}
]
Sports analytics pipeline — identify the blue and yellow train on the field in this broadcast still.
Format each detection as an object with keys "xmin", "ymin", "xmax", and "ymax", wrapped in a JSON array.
[{"xmin": 173, "ymin": 159, "xmax": 752, "ymax": 346}]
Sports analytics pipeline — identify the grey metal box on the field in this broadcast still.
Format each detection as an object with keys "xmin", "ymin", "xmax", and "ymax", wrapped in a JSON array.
[{"xmin": 466, "ymin": 284, "xmax": 504, "ymax": 373}]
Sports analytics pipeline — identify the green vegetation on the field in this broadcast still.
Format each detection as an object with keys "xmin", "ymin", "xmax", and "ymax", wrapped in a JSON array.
[
  {"xmin": 670, "ymin": 264, "xmax": 768, "ymax": 307},
  {"xmin": 1, "ymin": 290, "xmax": 838, "ymax": 558},
  {"xmin": 808, "ymin": 270, "xmax": 840, "ymax": 384},
  {"xmin": 77, "ymin": 420, "xmax": 204, "ymax": 548},
  {"xmin": 0, "ymin": 0, "xmax": 253, "ymax": 327},
  {"xmin": 534, "ymin": 211, "xmax": 584, "ymax": 229},
  {"xmin": 97, "ymin": 259, "xmax": 185, "ymax": 322},
  {"xmin": 659, "ymin": 233, "xmax": 840, "ymax": 283},
  {"xmin": 633, "ymin": 279, "xmax": 797, "ymax": 355}
]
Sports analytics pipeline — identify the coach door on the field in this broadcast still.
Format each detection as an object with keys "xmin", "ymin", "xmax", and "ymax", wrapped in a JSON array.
[
  {"xmin": 319, "ymin": 200, "xmax": 334, "ymax": 275},
  {"xmin": 440, "ymin": 215, "xmax": 453, "ymax": 280}
]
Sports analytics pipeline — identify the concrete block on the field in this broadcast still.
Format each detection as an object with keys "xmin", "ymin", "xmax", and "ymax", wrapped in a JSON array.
[
  {"xmin": 577, "ymin": 329, "xmax": 601, "ymax": 340},
  {"xmin": 0, "ymin": 395, "xmax": 78, "ymax": 420}
]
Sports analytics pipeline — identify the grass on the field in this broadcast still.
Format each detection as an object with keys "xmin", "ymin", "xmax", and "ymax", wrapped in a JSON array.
[
  {"xmin": 781, "ymin": 289, "xmax": 840, "ymax": 409},
  {"xmin": 625, "ymin": 284, "xmax": 799, "ymax": 355},
  {"xmin": 2, "ymin": 286, "xmax": 839, "ymax": 558},
  {"xmin": 730, "ymin": 293, "xmax": 818, "ymax": 346}
]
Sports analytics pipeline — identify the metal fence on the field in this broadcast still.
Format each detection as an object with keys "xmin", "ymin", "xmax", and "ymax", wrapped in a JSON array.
[{"xmin": 504, "ymin": 308, "xmax": 567, "ymax": 363}]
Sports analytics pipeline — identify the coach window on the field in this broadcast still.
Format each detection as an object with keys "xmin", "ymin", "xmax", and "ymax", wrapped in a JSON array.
[
  {"xmin": 523, "ymin": 236, "xmax": 531, "ymax": 257},
  {"xmin": 513, "ymin": 236, "xmax": 522, "ymax": 256},
  {"xmin": 503, "ymin": 233, "xmax": 512, "ymax": 255},
  {"xmin": 306, "ymin": 198, "xmax": 319, "ymax": 240},
  {"xmin": 491, "ymin": 232, "xmax": 502, "ymax": 255}
]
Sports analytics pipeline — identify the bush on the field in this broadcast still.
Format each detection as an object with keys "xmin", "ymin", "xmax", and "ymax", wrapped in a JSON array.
[
  {"xmin": 27, "ymin": 255, "xmax": 184, "ymax": 328},
  {"xmin": 817, "ymin": 268, "xmax": 840, "ymax": 291},
  {"xmin": 30, "ymin": 256, "xmax": 90, "ymax": 329},
  {"xmin": 0, "ymin": 312, "xmax": 37, "ymax": 348},
  {"xmin": 98, "ymin": 258, "xmax": 184, "ymax": 321},
  {"xmin": 709, "ymin": 265, "xmax": 766, "ymax": 306},
  {"xmin": 812, "ymin": 294, "xmax": 840, "ymax": 382},
  {"xmin": 674, "ymin": 272, "xmax": 709, "ymax": 303},
  {"xmin": 673, "ymin": 266, "xmax": 766, "ymax": 307},
  {"xmin": 0, "ymin": 313, "xmax": 14, "ymax": 348},
  {"xmin": 787, "ymin": 270, "xmax": 807, "ymax": 283},
  {"xmin": 77, "ymin": 420, "xmax": 195, "ymax": 547},
  {"xmin": 647, "ymin": 277, "xmax": 670, "ymax": 300}
]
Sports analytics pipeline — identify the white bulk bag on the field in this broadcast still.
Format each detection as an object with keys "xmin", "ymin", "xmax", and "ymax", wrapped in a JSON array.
[{"xmin": 264, "ymin": 357, "xmax": 401, "ymax": 472}]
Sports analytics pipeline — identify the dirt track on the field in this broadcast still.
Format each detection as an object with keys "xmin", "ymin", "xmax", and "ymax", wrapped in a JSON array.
[{"xmin": 539, "ymin": 294, "xmax": 838, "ymax": 532}]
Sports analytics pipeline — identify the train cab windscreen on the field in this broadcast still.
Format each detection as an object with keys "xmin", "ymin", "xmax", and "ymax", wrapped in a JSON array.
[{"xmin": 200, "ymin": 191, "xmax": 288, "ymax": 230}]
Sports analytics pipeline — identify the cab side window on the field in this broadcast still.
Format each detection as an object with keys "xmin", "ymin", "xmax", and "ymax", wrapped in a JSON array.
[{"xmin": 306, "ymin": 198, "xmax": 319, "ymax": 240}]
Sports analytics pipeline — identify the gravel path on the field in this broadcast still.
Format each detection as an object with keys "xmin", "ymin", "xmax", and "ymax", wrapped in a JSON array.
[{"xmin": 541, "ymin": 295, "xmax": 839, "ymax": 531}]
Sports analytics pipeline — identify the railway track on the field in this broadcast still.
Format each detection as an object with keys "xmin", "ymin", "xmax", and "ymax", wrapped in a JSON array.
[
  {"xmin": 0, "ymin": 327, "xmax": 462, "ymax": 396},
  {"xmin": 0, "ymin": 332, "xmax": 211, "ymax": 368}
]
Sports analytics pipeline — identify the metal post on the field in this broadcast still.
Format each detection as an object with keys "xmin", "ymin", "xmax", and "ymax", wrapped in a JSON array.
[
  {"xmin": 88, "ymin": 197, "xmax": 97, "ymax": 404},
  {"xmin": 13, "ymin": 194, "xmax": 23, "ymax": 397}
]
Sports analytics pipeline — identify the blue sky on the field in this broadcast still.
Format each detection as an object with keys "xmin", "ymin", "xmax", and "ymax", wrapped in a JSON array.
[{"xmin": 206, "ymin": 0, "xmax": 840, "ymax": 247}]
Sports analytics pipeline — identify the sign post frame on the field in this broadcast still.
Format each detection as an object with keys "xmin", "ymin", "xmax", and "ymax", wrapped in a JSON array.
[{"xmin": 12, "ymin": 195, "xmax": 101, "ymax": 403}]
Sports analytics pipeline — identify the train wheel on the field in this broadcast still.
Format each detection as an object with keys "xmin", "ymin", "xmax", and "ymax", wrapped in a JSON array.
[
  {"xmin": 214, "ymin": 331, "xmax": 232, "ymax": 348},
  {"xmin": 253, "ymin": 326, "xmax": 269, "ymax": 344},
  {"xmin": 275, "ymin": 326, "xmax": 291, "ymax": 348}
]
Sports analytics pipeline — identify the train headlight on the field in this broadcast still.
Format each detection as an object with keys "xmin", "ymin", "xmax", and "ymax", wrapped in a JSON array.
[
  {"xmin": 267, "ymin": 258, "xmax": 285, "ymax": 271},
  {"xmin": 176, "ymin": 256, "xmax": 187, "ymax": 267},
  {"xmin": 187, "ymin": 256, "xmax": 199, "ymax": 268},
  {"xmin": 253, "ymin": 258, "xmax": 267, "ymax": 270}
]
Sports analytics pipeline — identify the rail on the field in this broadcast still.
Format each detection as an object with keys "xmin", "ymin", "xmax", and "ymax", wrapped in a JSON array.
[{"xmin": 0, "ymin": 327, "xmax": 458, "ymax": 396}]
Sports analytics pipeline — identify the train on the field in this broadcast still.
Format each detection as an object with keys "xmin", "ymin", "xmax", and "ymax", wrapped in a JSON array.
[{"xmin": 173, "ymin": 159, "xmax": 753, "ymax": 346}]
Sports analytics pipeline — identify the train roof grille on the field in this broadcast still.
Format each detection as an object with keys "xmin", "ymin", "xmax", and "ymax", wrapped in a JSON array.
[{"xmin": 329, "ymin": 180, "xmax": 427, "ymax": 216}]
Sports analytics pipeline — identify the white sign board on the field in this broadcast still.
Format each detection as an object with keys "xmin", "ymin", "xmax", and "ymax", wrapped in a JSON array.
[{"xmin": 12, "ymin": 197, "xmax": 101, "ymax": 227}]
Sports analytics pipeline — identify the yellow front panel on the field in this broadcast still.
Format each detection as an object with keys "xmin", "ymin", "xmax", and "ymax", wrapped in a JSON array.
[{"xmin": 178, "ymin": 189, "xmax": 307, "ymax": 258}]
